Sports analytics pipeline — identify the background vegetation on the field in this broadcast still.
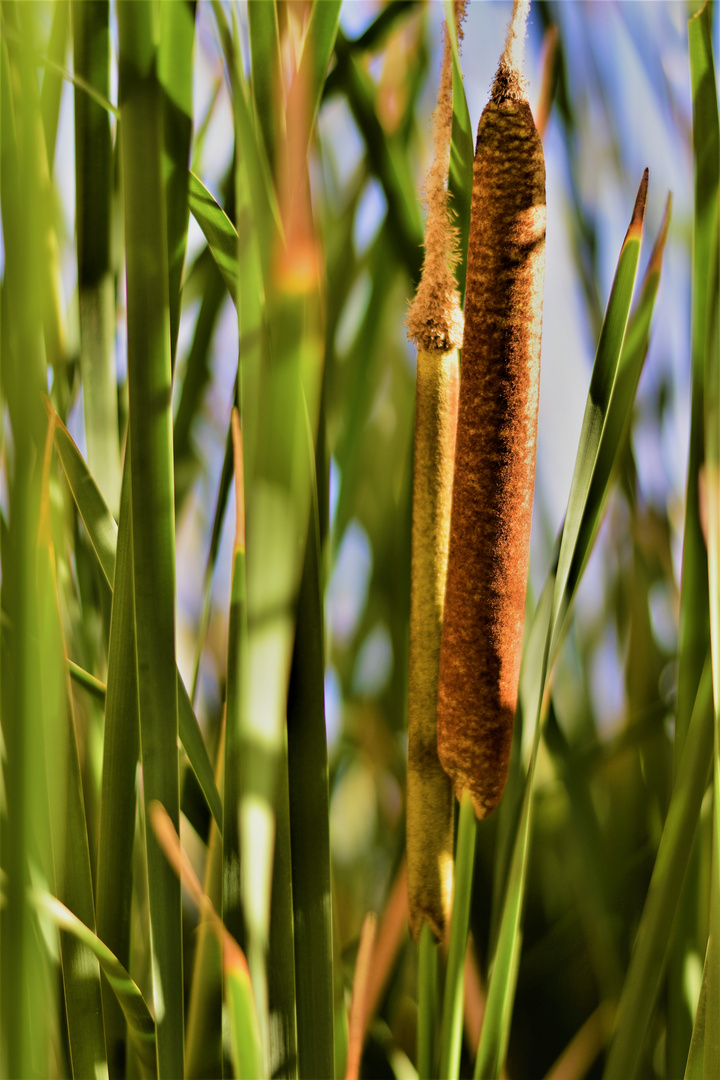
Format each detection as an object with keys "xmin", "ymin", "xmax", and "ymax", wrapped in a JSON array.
[{"xmin": 0, "ymin": 1, "xmax": 718, "ymax": 1079}]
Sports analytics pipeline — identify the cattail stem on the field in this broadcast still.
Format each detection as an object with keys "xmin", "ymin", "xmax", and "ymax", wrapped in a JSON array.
[
  {"xmin": 406, "ymin": 346, "xmax": 459, "ymax": 941},
  {"xmin": 437, "ymin": 0, "xmax": 546, "ymax": 819},
  {"xmin": 417, "ymin": 922, "xmax": 438, "ymax": 1078},
  {"xmin": 406, "ymin": 0, "xmax": 466, "ymax": 943}
]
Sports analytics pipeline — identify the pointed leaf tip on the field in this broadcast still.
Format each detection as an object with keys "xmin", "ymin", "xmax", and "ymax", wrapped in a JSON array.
[
  {"xmin": 628, "ymin": 168, "xmax": 649, "ymax": 237},
  {"xmin": 648, "ymin": 192, "xmax": 672, "ymax": 276}
]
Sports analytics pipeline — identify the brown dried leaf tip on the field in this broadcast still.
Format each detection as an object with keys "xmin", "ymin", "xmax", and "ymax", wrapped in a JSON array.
[{"xmin": 626, "ymin": 167, "xmax": 649, "ymax": 242}]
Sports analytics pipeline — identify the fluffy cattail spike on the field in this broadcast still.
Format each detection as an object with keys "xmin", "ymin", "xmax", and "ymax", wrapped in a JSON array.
[
  {"xmin": 437, "ymin": 0, "xmax": 546, "ymax": 820},
  {"xmin": 492, "ymin": 0, "xmax": 530, "ymax": 103},
  {"xmin": 406, "ymin": 2, "xmax": 465, "ymax": 354}
]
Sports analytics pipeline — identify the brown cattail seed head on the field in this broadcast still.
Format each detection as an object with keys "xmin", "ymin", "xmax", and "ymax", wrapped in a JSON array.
[{"xmin": 437, "ymin": 3, "xmax": 546, "ymax": 820}]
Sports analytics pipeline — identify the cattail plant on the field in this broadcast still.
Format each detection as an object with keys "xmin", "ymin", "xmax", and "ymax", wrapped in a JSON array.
[
  {"xmin": 437, "ymin": 0, "xmax": 546, "ymax": 819},
  {"xmin": 0, "ymin": 0, "xmax": 707, "ymax": 1074},
  {"xmin": 405, "ymin": 1, "xmax": 466, "ymax": 943}
]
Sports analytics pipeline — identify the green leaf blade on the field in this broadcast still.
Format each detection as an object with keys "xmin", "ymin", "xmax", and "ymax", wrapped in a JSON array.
[
  {"xmin": 603, "ymin": 659, "xmax": 714, "ymax": 1080},
  {"xmin": 53, "ymin": 416, "xmax": 223, "ymax": 836},
  {"xmin": 188, "ymin": 170, "xmax": 239, "ymax": 298},
  {"xmin": 159, "ymin": 0, "xmax": 196, "ymax": 366},
  {"xmin": 117, "ymin": 4, "xmax": 184, "ymax": 1073},
  {"xmin": 287, "ymin": 503, "xmax": 335, "ymax": 1079},
  {"xmin": 439, "ymin": 792, "xmax": 476, "ymax": 1080},
  {"xmin": 35, "ymin": 891, "xmax": 157, "ymax": 1077},
  {"xmin": 551, "ymin": 171, "xmax": 648, "ymax": 647},
  {"xmin": 73, "ymin": 0, "xmax": 121, "ymax": 514}
]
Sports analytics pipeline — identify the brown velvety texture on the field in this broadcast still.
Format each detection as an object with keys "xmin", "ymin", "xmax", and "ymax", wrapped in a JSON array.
[{"xmin": 437, "ymin": 97, "xmax": 546, "ymax": 820}]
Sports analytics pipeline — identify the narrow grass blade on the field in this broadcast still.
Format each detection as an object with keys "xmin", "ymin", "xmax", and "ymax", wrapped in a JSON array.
[
  {"xmin": 331, "ymin": 236, "xmax": 397, "ymax": 546},
  {"xmin": 228, "ymin": 33, "xmax": 277, "ymax": 1048},
  {"xmin": 189, "ymin": 409, "xmax": 235, "ymax": 702},
  {"xmin": 691, "ymin": 0, "xmax": 720, "ymax": 877},
  {"xmin": 542, "ymin": 1003, "xmax": 614, "ymax": 1080},
  {"xmin": 13, "ymin": 33, "xmax": 119, "ymax": 120},
  {"xmin": 439, "ymin": 791, "xmax": 476, "ymax": 1080},
  {"xmin": 0, "ymin": 457, "xmax": 50, "ymax": 1077},
  {"xmin": 220, "ymin": 3, "xmax": 282, "ymax": 277},
  {"xmin": 339, "ymin": 1, "xmax": 417, "ymax": 54},
  {"xmin": 53, "ymin": 414, "xmax": 117, "ymax": 586},
  {"xmin": 2, "ymin": 11, "xmax": 60, "ymax": 448},
  {"xmin": 364, "ymin": 864, "xmax": 410, "ymax": 1031},
  {"xmin": 95, "ymin": 455, "xmax": 140, "ymax": 1078},
  {"xmin": 0, "ymin": 12, "xmax": 58, "ymax": 1074},
  {"xmin": 117, "ymin": 5, "xmax": 183, "ymax": 1072},
  {"xmin": 602, "ymin": 657, "xmax": 714, "ymax": 1080},
  {"xmin": 248, "ymin": 0, "xmax": 282, "ymax": 166},
  {"xmin": 417, "ymin": 922, "xmax": 438, "ymax": 1080},
  {"xmin": 294, "ymin": 0, "xmax": 342, "ymax": 161},
  {"xmin": 329, "ymin": 35, "xmax": 423, "ymax": 281},
  {"xmin": 52, "ymin": 415, "xmax": 223, "ymax": 832},
  {"xmin": 150, "ymin": 803, "xmax": 264, "ymax": 1080},
  {"xmin": 671, "ymin": 11, "xmax": 718, "ymax": 1068},
  {"xmin": 68, "ymin": 659, "xmax": 107, "ymax": 703},
  {"xmin": 229, "ymin": 26, "xmax": 269, "ymax": 499},
  {"xmin": 543, "ymin": 702, "xmax": 625, "ymax": 1004},
  {"xmin": 703, "ymin": 183, "xmax": 720, "ymax": 1080},
  {"xmin": 705, "ymin": 187, "xmax": 720, "ymax": 793},
  {"xmin": 186, "ymin": 726, "xmax": 224, "ymax": 1080},
  {"xmin": 158, "ymin": 0, "xmax": 195, "ymax": 366},
  {"xmin": 230, "ymin": 12, "xmax": 328, "ymax": 1067},
  {"xmin": 551, "ymin": 170, "xmax": 648, "ymax": 648},
  {"xmin": 345, "ymin": 913, "xmax": 377, "ymax": 1080},
  {"xmin": 174, "ymin": 234, "xmax": 230, "ymax": 510},
  {"xmin": 268, "ymin": 748, "xmax": 299, "ymax": 1077},
  {"xmin": 703, "ymin": 915, "xmax": 720, "ymax": 1080},
  {"xmin": 34, "ymin": 890, "xmax": 157, "ymax": 1077},
  {"xmin": 563, "ymin": 193, "xmax": 671, "ymax": 617},
  {"xmin": 223, "ymin": 408, "xmax": 248, "ymax": 947},
  {"xmin": 225, "ymin": 959, "xmax": 264, "ymax": 1080},
  {"xmin": 40, "ymin": 0, "xmax": 68, "ymax": 173},
  {"xmin": 37, "ymin": 432, "xmax": 108, "ymax": 1080},
  {"xmin": 188, "ymin": 170, "xmax": 239, "ymax": 298},
  {"xmin": 475, "ymin": 174, "xmax": 651, "ymax": 1080},
  {"xmin": 73, "ymin": 0, "xmax": 121, "ymax": 514},
  {"xmin": 333, "ymin": 899, "xmax": 350, "ymax": 1080},
  {"xmin": 186, "ymin": 875, "xmax": 223, "ymax": 1080},
  {"xmin": 191, "ymin": 69, "xmax": 223, "ymax": 174},
  {"xmin": 705, "ymin": 187, "xmax": 720, "ymax": 1080},
  {"xmin": 485, "ymin": 579, "xmax": 553, "ymax": 961},
  {"xmin": 684, "ymin": 925, "xmax": 720, "ymax": 1080},
  {"xmin": 675, "ymin": 0, "xmax": 719, "ymax": 757},
  {"xmin": 9, "ymin": 5, "xmax": 66, "ymax": 374},
  {"xmin": 178, "ymin": 676, "xmax": 223, "ymax": 832},
  {"xmin": 473, "ymin": 780, "xmax": 530, "ymax": 1080},
  {"xmin": 287, "ymin": 488, "xmax": 335, "ymax": 1079}
]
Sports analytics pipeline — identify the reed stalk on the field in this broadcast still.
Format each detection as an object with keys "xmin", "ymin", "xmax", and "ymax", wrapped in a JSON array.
[
  {"xmin": 117, "ymin": 4, "xmax": 183, "ymax": 1073},
  {"xmin": 405, "ymin": 0, "xmax": 465, "ymax": 947}
]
